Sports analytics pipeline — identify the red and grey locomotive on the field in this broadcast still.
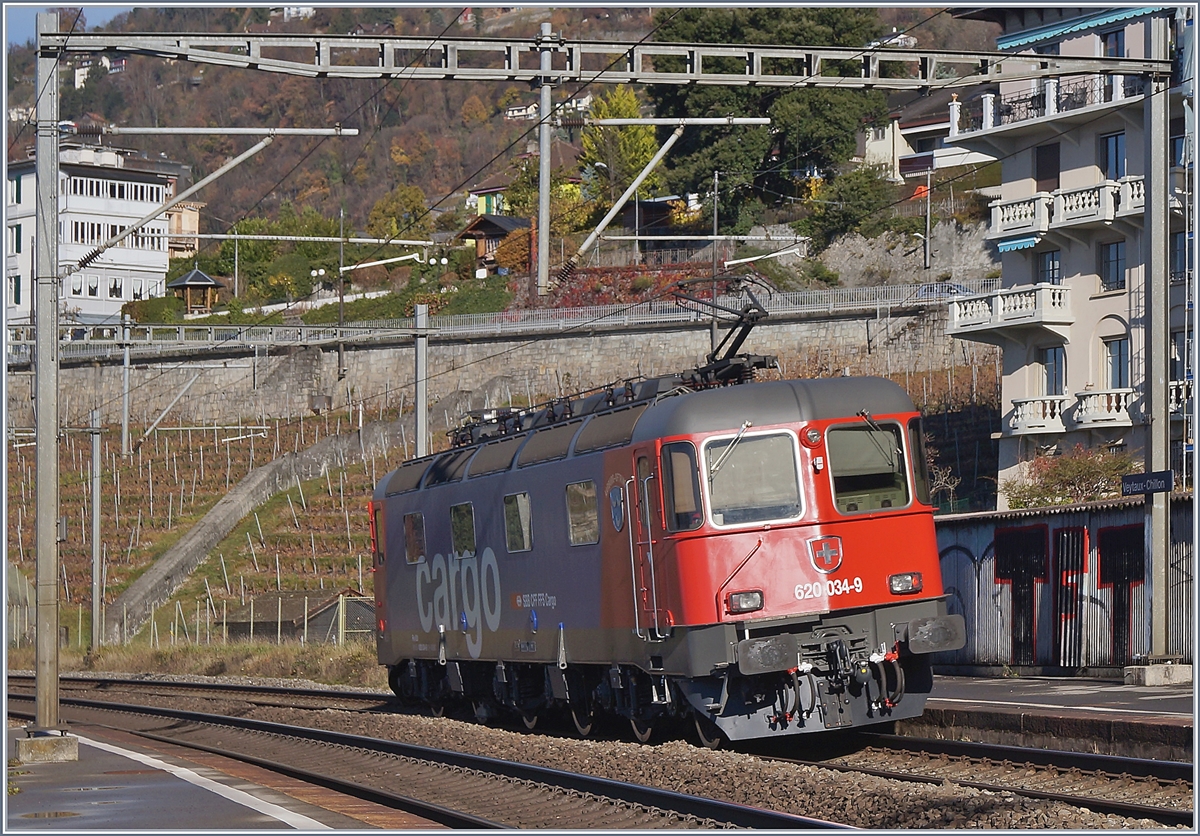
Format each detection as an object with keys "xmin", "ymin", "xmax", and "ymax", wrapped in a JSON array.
[{"xmin": 370, "ymin": 319, "xmax": 965, "ymax": 743}]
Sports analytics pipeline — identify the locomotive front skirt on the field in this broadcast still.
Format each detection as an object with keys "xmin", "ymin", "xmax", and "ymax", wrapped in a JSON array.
[{"xmin": 370, "ymin": 375, "xmax": 965, "ymax": 741}]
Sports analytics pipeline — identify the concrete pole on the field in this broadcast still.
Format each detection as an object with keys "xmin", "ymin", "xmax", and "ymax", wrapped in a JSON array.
[
  {"xmin": 338, "ymin": 206, "xmax": 346, "ymax": 380},
  {"xmin": 536, "ymin": 22, "xmax": 554, "ymax": 296},
  {"xmin": 1144, "ymin": 14, "xmax": 1171, "ymax": 659},
  {"xmin": 90, "ymin": 410, "xmax": 101, "ymax": 652},
  {"xmin": 415, "ymin": 304, "xmax": 428, "ymax": 458},
  {"xmin": 121, "ymin": 315, "xmax": 130, "ymax": 456},
  {"xmin": 34, "ymin": 10, "xmax": 62, "ymax": 731},
  {"xmin": 711, "ymin": 170, "xmax": 719, "ymax": 352}
]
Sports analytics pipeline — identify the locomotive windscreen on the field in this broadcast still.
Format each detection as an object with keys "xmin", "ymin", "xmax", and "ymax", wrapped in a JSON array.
[
  {"xmin": 705, "ymin": 432, "xmax": 801, "ymax": 525},
  {"xmin": 827, "ymin": 424, "xmax": 909, "ymax": 513}
]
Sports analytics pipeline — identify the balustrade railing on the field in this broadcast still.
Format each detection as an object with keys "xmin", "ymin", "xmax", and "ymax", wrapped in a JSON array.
[
  {"xmin": 1169, "ymin": 379, "xmax": 1192, "ymax": 415},
  {"xmin": 1009, "ymin": 395, "xmax": 1071, "ymax": 433},
  {"xmin": 990, "ymin": 193, "xmax": 1052, "ymax": 237},
  {"xmin": 949, "ymin": 283, "xmax": 1071, "ymax": 333},
  {"xmin": 1074, "ymin": 388, "xmax": 1135, "ymax": 426},
  {"xmin": 1052, "ymin": 183, "xmax": 1117, "ymax": 226}
]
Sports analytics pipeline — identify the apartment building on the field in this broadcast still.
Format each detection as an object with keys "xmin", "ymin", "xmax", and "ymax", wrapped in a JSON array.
[
  {"xmin": 944, "ymin": 7, "xmax": 1193, "ymax": 508},
  {"xmin": 6, "ymin": 141, "xmax": 197, "ymax": 325}
]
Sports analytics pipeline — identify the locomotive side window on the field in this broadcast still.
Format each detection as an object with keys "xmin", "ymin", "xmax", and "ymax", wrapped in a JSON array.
[
  {"xmin": 704, "ymin": 432, "xmax": 801, "ymax": 526},
  {"xmin": 907, "ymin": 418, "xmax": 932, "ymax": 506},
  {"xmin": 565, "ymin": 480, "xmax": 599, "ymax": 545},
  {"xmin": 503, "ymin": 492, "xmax": 533, "ymax": 553},
  {"xmin": 827, "ymin": 423, "xmax": 910, "ymax": 514},
  {"xmin": 450, "ymin": 503, "xmax": 476, "ymax": 558},
  {"xmin": 661, "ymin": 442, "xmax": 702, "ymax": 531},
  {"xmin": 403, "ymin": 512, "xmax": 426, "ymax": 564}
]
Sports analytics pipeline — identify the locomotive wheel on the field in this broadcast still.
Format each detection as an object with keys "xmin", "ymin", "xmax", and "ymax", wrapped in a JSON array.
[
  {"xmin": 570, "ymin": 700, "xmax": 596, "ymax": 738},
  {"xmin": 693, "ymin": 713, "xmax": 725, "ymax": 750},
  {"xmin": 630, "ymin": 717, "xmax": 654, "ymax": 744}
]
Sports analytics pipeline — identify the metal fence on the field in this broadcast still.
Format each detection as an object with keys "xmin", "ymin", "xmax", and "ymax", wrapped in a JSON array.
[{"xmin": 8, "ymin": 277, "xmax": 999, "ymax": 367}]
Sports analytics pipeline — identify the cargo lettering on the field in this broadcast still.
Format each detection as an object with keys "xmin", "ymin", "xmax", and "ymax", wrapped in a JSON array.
[{"xmin": 415, "ymin": 547, "xmax": 501, "ymax": 658}]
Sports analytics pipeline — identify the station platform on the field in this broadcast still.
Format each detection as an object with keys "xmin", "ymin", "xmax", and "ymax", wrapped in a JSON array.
[
  {"xmin": 6, "ymin": 675, "xmax": 1192, "ymax": 829},
  {"xmin": 901, "ymin": 673, "xmax": 1194, "ymax": 762},
  {"xmin": 5, "ymin": 723, "xmax": 443, "ymax": 831}
]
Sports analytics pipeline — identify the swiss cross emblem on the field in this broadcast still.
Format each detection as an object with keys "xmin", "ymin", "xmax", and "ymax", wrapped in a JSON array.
[{"xmin": 809, "ymin": 536, "xmax": 843, "ymax": 574}]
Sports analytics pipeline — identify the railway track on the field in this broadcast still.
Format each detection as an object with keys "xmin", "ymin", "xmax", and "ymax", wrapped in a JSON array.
[
  {"xmin": 7, "ymin": 690, "xmax": 840, "ymax": 830},
  {"xmin": 766, "ymin": 733, "xmax": 1193, "ymax": 828},
  {"xmin": 9, "ymin": 674, "xmax": 1192, "ymax": 828}
]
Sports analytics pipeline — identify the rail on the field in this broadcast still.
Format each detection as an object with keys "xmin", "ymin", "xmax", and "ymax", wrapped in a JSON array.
[{"xmin": 6, "ymin": 278, "xmax": 998, "ymax": 366}]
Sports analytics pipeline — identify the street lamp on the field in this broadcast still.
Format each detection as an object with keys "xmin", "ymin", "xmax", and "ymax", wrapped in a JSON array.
[{"xmin": 310, "ymin": 267, "xmax": 326, "ymax": 288}]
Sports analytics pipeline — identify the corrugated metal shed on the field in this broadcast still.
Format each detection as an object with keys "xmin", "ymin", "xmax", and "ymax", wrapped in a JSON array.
[{"xmin": 934, "ymin": 495, "xmax": 1193, "ymax": 671}]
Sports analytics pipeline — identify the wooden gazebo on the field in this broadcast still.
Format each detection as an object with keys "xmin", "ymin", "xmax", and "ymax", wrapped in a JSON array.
[{"xmin": 167, "ymin": 267, "xmax": 225, "ymax": 314}]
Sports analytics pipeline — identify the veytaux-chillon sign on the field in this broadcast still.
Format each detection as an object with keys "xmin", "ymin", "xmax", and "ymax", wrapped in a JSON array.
[{"xmin": 1120, "ymin": 470, "xmax": 1174, "ymax": 496}]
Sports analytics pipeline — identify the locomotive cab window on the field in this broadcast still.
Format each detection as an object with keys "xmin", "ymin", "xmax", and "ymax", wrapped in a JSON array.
[
  {"xmin": 403, "ymin": 512, "xmax": 426, "ymax": 564},
  {"xmin": 450, "ymin": 503, "xmax": 476, "ymax": 558},
  {"xmin": 827, "ymin": 423, "xmax": 909, "ymax": 514},
  {"xmin": 704, "ymin": 432, "xmax": 801, "ymax": 526},
  {"xmin": 565, "ymin": 480, "xmax": 599, "ymax": 545},
  {"xmin": 907, "ymin": 418, "xmax": 932, "ymax": 506},
  {"xmin": 661, "ymin": 442, "xmax": 702, "ymax": 531},
  {"xmin": 503, "ymin": 492, "xmax": 533, "ymax": 553}
]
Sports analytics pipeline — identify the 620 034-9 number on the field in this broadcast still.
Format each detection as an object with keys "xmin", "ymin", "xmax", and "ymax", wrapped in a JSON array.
[{"xmin": 795, "ymin": 577, "xmax": 863, "ymax": 600}]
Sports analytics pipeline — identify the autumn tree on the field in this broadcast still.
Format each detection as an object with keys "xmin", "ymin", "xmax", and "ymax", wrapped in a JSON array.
[
  {"xmin": 1001, "ymin": 445, "xmax": 1139, "ymax": 509},
  {"xmin": 367, "ymin": 183, "xmax": 432, "ymax": 240},
  {"xmin": 579, "ymin": 85, "xmax": 663, "ymax": 205},
  {"xmin": 460, "ymin": 94, "xmax": 489, "ymax": 127},
  {"xmin": 494, "ymin": 228, "xmax": 531, "ymax": 273},
  {"xmin": 503, "ymin": 161, "xmax": 588, "ymax": 236}
]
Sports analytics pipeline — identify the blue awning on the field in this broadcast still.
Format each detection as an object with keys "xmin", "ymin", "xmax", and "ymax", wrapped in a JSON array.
[
  {"xmin": 998, "ymin": 7, "xmax": 1165, "ymax": 50},
  {"xmin": 997, "ymin": 235, "xmax": 1039, "ymax": 253}
]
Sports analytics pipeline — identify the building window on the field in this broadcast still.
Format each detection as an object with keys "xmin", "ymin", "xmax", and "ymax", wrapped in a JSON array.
[
  {"xmin": 1101, "ymin": 132, "xmax": 1125, "ymax": 181},
  {"xmin": 1101, "ymin": 28, "xmax": 1126, "ymax": 96},
  {"xmin": 1170, "ymin": 230, "xmax": 1189, "ymax": 283},
  {"xmin": 72, "ymin": 276, "xmax": 82, "ymax": 296},
  {"xmin": 1099, "ymin": 240, "xmax": 1126, "ymax": 291},
  {"xmin": 1037, "ymin": 249, "xmax": 1061, "ymax": 285},
  {"xmin": 8, "ymin": 275, "xmax": 20, "ymax": 306},
  {"xmin": 109, "ymin": 277, "xmax": 123, "ymax": 299},
  {"xmin": 1041, "ymin": 346, "xmax": 1065, "ymax": 396},
  {"xmin": 132, "ymin": 278, "xmax": 144, "ymax": 300},
  {"xmin": 1035, "ymin": 143, "xmax": 1060, "ymax": 193},
  {"xmin": 1105, "ymin": 337, "xmax": 1130, "ymax": 389},
  {"xmin": 7, "ymin": 176, "xmax": 20, "ymax": 205},
  {"xmin": 1171, "ymin": 331, "xmax": 1187, "ymax": 381},
  {"xmin": 7, "ymin": 224, "xmax": 20, "ymax": 254}
]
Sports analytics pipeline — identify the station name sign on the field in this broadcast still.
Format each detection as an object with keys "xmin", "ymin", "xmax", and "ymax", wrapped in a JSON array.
[{"xmin": 1120, "ymin": 470, "xmax": 1174, "ymax": 496}]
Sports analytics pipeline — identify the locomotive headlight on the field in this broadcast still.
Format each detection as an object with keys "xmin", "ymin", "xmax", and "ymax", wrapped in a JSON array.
[
  {"xmin": 888, "ymin": 572, "xmax": 923, "ymax": 594},
  {"xmin": 726, "ymin": 590, "xmax": 764, "ymax": 614}
]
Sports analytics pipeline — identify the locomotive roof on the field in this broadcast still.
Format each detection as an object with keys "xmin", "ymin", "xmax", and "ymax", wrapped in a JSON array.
[
  {"xmin": 630, "ymin": 376, "xmax": 916, "ymax": 441},
  {"xmin": 377, "ymin": 376, "xmax": 916, "ymax": 497}
]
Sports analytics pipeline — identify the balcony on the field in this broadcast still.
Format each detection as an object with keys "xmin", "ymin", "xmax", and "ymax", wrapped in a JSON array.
[
  {"xmin": 1009, "ymin": 396, "xmax": 1071, "ymax": 435},
  {"xmin": 1117, "ymin": 176, "xmax": 1145, "ymax": 217},
  {"xmin": 1051, "ymin": 182, "xmax": 1117, "ymax": 230},
  {"xmin": 948, "ymin": 283, "xmax": 1073, "ymax": 342},
  {"xmin": 988, "ymin": 193, "xmax": 1051, "ymax": 239},
  {"xmin": 1074, "ymin": 388, "xmax": 1135, "ymax": 428},
  {"xmin": 1170, "ymin": 379, "xmax": 1192, "ymax": 420}
]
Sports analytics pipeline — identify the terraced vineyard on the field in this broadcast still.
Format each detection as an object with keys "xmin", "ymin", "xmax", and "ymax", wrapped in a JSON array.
[{"xmin": 8, "ymin": 405, "xmax": 426, "ymax": 648}]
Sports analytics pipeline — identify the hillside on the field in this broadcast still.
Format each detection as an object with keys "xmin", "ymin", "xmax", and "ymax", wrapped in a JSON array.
[{"xmin": 7, "ymin": 7, "xmax": 999, "ymax": 247}]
